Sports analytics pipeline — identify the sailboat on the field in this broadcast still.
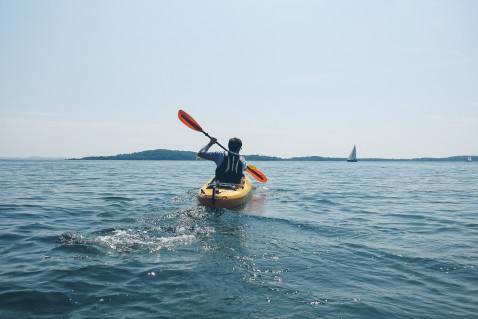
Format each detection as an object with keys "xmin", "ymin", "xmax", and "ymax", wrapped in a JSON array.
[
  {"xmin": 347, "ymin": 145, "xmax": 358, "ymax": 162},
  {"xmin": 467, "ymin": 156, "xmax": 472, "ymax": 162}
]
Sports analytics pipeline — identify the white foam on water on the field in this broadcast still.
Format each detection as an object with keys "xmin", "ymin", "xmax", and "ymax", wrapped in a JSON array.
[{"xmin": 95, "ymin": 228, "xmax": 198, "ymax": 253}]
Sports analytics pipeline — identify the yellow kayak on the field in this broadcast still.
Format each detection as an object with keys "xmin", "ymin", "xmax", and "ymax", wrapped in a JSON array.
[{"xmin": 198, "ymin": 176, "xmax": 252, "ymax": 208}]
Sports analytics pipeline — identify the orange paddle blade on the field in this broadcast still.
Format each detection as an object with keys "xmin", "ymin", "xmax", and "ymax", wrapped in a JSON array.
[
  {"xmin": 178, "ymin": 110, "xmax": 203, "ymax": 132},
  {"xmin": 247, "ymin": 165, "xmax": 267, "ymax": 183}
]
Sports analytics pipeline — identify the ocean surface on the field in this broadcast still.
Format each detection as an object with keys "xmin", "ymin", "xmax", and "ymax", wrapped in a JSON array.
[{"xmin": 0, "ymin": 160, "xmax": 477, "ymax": 318}]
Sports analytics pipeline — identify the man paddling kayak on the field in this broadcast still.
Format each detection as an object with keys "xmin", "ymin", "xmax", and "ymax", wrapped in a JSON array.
[{"xmin": 198, "ymin": 137, "xmax": 247, "ymax": 184}]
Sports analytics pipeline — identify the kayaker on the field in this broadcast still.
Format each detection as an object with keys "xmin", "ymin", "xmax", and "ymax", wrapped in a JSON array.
[{"xmin": 198, "ymin": 137, "xmax": 247, "ymax": 184}]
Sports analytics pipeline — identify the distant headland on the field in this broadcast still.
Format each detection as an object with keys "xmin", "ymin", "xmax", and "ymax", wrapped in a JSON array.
[{"xmin": 68, "ymin": 149, "xmax": 476, "ymax": 162}]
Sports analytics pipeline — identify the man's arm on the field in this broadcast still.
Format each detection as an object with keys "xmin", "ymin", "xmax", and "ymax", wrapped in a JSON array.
[
  {"xmin": 199, "ymin": 137, "xmax": 217, "ymax": 154},
  {"xmin": 240, "ymin": 156, "xmax": 247, "ymax": 171},
  {"xmin": 198, "ymin": 137, "xmax": 224, "ymax": 166}
]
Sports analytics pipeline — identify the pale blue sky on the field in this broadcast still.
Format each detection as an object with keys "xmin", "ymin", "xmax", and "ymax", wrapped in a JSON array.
[{"xmin": 1, "ymin": 0, "xmax": 477, "ymax": 158}]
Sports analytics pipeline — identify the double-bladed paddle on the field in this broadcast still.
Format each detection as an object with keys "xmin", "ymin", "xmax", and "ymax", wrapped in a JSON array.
[{"xmin": 178, "ymin": 109, "xmax": 267, "ymax": 183}]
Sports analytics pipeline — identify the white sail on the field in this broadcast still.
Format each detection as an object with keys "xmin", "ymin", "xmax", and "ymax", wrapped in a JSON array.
[
  {"xmin": 467, "ymin": 156, "xmax": 472, "ymax": 162},
  {"xmin": 347, "ymin": 145, "xmax": 357, "ymax": 162}
]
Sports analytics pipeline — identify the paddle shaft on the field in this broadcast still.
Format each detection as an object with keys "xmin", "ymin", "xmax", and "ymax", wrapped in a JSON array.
[
  {"xmin": 202, "ymin": 131, "xmax": 228, "ymax": 152},
  {"xmin": 203, "ymin": 131, "xmax": 266, "ymax": 182}
]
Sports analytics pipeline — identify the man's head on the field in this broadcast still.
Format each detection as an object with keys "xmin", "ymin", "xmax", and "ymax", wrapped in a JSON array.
[{"xmin": 228, "ymin": 137, "xmax": 242, "ymax": 153}]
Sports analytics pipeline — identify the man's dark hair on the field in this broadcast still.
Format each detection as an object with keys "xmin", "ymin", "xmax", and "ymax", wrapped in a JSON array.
[{"xmin": 228, "ymin": 137, "xmax": 242, "ymax": 153}]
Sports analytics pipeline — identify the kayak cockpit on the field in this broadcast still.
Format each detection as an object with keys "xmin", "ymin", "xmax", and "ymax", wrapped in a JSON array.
[{"xmin": 198, "ymin": 176, "xmax": 252, "ymax": 208}]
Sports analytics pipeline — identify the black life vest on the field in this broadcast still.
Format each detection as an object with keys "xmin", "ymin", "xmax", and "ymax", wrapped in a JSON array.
[{"xmin": 215, "ymin": 152, "xmax": 244, "ymax": 184}]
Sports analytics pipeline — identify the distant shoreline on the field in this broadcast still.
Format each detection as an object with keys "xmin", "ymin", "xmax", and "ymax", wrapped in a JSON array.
[
  {"xmin": 1, "ymin": 149, "xmax": 475, "ymax": 162},
  {"xmin": 68, "ymin": 149, "xmax": 476, "ymax": 162}
]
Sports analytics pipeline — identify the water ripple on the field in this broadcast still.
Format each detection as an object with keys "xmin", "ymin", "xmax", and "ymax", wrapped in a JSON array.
[{"xmin": 1, "ymin": 160, "xmax": 477, "ymax": 318}]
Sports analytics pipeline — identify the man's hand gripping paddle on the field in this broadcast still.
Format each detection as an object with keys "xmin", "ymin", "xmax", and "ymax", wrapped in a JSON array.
[{"xmin": 178, "ymin": 109, "xmax": 267, "ymax": 183}]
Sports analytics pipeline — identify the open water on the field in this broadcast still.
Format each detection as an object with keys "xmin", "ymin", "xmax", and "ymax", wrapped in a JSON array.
[{"xmin": 0, "ymin": 160, "xmax": 477, "ymax": 318}]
